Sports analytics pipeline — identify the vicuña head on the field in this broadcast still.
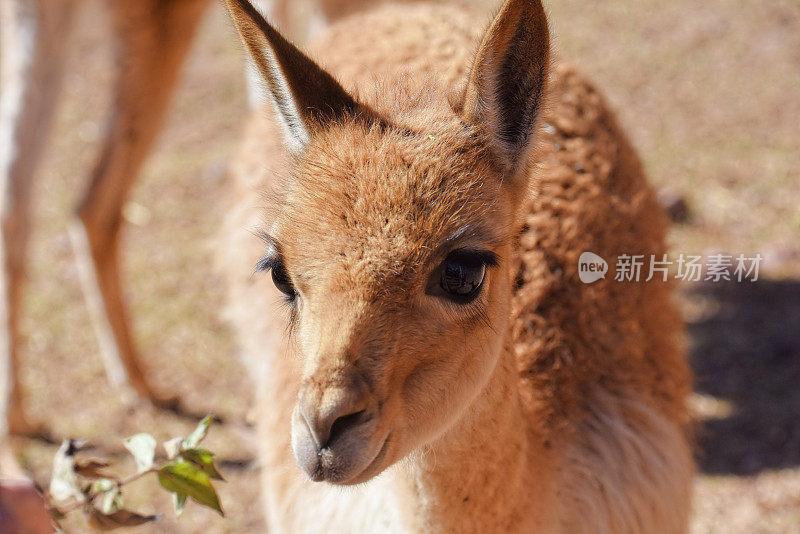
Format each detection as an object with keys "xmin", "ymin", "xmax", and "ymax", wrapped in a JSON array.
[{"xmin": 228, "ymin": 0, "xmax": 548, "ymax": 485}]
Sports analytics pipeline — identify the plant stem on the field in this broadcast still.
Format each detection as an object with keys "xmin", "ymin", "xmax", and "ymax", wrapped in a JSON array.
[{"xmin": 56, "ymin": 467, "xmax": 158, "ymax": 515}]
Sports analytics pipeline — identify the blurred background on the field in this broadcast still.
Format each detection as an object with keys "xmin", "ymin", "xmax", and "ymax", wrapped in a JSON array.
[{"xmin": 4, "ymin": 0, "xmax": 799, "ymax": 531}]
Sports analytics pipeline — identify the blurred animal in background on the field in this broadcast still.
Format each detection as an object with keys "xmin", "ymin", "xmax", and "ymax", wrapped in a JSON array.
[
  {"xmin": 1, "ymin": 0, "xmax": 212, "ymax": 438},
  {"xmin": 0, "ymin": 0, "xmax": 393, "ymax": 438},
  {"xmin": 223, "ymin": 0, "xmax": 693, "ymax": 531}
]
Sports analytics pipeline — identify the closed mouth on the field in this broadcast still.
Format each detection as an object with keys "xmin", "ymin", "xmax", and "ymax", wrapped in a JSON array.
[{"xmin": 322, "ymin": 431, "xmax": 392, "ymax": 485}]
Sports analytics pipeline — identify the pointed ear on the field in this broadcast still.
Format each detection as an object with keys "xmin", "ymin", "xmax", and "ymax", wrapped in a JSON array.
[
  {"xmin": 460, "ymin": 0, "xmax": 550, "ymax": 176},
  {"xmin": 225, "ymin": 0, "xmax": 366, "ymax": 151}
]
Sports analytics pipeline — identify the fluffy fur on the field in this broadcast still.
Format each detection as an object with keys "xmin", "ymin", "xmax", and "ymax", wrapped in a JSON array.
[{"xmin": 220, "ymin": 1, "xmax": 694, "ymax": 532}]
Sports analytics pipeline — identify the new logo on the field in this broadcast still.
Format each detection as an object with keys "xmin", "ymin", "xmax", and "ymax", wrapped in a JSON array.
[{"xmin": 578, "ymin": 252, "xmax": 608, "ymax": 284}]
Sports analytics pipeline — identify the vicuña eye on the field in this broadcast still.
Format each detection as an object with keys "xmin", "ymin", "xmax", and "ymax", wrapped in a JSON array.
[
  {"xmin": 270, "ymin": 259, "xmax": 295, "ymax": 297},
  {"xmin": 429, "ymin": 249, "xmax": 497, "ymax": 304},
  {"xmin": 256, "ymin": 253, "xmax": 296, "ymax": 299},
  {"xmin": 441, "ymin": 258, "xmax": 485, "ymax": 298}
]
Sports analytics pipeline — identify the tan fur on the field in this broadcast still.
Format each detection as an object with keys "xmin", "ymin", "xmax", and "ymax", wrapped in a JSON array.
[{"xmin": 222, "ymin": 0, "xmax": 693, "ymax": 532}]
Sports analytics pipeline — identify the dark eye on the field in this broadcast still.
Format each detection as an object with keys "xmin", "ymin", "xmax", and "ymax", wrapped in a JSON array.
[
  {"xmin": 256, "ymin": 253, "xmax": 296, "ymax": 299},
  {"xmin": 270, "ymin": 259, "xmax": 295, "ymax": 297},
  {"xmin": 428, "ymin": 249, "xmax": 496, "ymax": 304}
]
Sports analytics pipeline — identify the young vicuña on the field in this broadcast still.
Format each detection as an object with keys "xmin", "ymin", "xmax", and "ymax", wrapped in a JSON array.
[{"xmin": 223, "ymin": 0, "xmax": 694, "ymax": 531}]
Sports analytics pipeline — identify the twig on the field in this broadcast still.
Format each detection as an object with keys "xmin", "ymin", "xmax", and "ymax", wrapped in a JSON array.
[{"xmin": 57, "ymin": 467, "xmax": 157, "ymax": 515}]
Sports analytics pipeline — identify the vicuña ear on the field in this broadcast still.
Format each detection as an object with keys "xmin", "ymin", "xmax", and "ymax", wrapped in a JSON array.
[
  {"xmin": 225, "ymin": 0, "xmax": 365, "ymax": 151},
  {"xmin": 461, "ymin": 0, "xmax": 550, "ymax": 176}
]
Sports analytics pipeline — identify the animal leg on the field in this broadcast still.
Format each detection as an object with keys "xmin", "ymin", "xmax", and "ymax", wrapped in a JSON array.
[
  {"xmin": 0, "ymin": 0, "xmax": 76, "ymax": 437},
  {"xmin": 72, "ymin": 0, "xmax": 209, "ymax": 408}
]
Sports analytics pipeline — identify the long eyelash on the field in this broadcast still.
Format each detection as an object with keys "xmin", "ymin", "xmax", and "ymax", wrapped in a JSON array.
[
  {"xmin": 253, "ymin": 231, "xmax": 283, "ymax": 273},
  {"xmin": 472, "ymin": 301, "xmax": 496, "ymax": 333},
  {"xmin": 449, "ymin": 249, "xmax": 500, "ymax": 268},
  {"xmin": 475, "ymin": 250, "xmax": 500, "ymax": 268},
  {"xmin": 279, "ymin": 297, "xmax": 299, "ymax": 336},
  {"xmin": 465, "ymin": 250, "xmax": 500, "ymax": 267},
  {"xmin": 448, "ymin": 292, "xmax": 495, "ymax": 335},
  {"xmin": 256, "ymin": 229, "xmax": 277, "ymax": 249},
  {"xmin": 254, "ymin": 254, "xmax": 278, "ymax": 273},
  {"xmin": 252, "ymin": 235, "xmax": 299, "ymax": 335}
]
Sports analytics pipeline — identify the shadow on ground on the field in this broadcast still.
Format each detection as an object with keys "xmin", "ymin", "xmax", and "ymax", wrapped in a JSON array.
[{"xmin": 685, "ymin": 279, "xmax": 800, "ymax": 476}]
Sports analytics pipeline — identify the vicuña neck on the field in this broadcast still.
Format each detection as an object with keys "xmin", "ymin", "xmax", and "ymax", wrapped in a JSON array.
[{"xmin": 391, "ymin": 342, "xmax": 560, "ymax": 532}]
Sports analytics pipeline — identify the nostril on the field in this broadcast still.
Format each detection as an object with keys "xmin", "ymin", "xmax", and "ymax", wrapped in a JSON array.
[{"xmin": 326, "ymin": 410, "xmax": 368, "ymax": 448}]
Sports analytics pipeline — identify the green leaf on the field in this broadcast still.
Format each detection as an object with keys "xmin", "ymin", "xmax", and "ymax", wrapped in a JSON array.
[
  {"xmin": 163, "ymin": 437, "xmax": 183, "ymax": 460},
  {"xmin": 49, "ymin": 440, "xmax": 83, "ymax": 503},
  {"xmin": 173, "ymin": 492, "xmax": 188, "ymax": 517},
  {"xmin": 181, "ymin": 448, "xmax": 224, "ymax": 481},
  {"xmin": 93, "ymin": 478, "xmax": 123, "ymax": 515},
  {"xmin": 158, "ymin": 460, "xmax": 224, "ymax": 516},
  {"xmin": 182, "ymin": 415, "xmax": 214, "ymax": 449},
  {"xmin": 123, "ymin": 433, "xmax": 157, "ymax": 473}
]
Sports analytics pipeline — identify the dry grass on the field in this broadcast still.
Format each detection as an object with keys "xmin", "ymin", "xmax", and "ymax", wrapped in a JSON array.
[{"xmin": 8, "ymin": 0, "xmax": 800, "ymax": 532}]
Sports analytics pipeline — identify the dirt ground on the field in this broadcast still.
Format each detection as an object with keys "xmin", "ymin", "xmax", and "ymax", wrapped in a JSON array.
[{"xmin": 7, "ymin": 0, "xmax": 800, "ymax": 532}]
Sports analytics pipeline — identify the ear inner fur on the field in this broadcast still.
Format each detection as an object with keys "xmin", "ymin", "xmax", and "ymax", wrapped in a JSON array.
[
  {"xmin": 225, "ymin": 0, "xmax": 372, "ymax": 149},
  {"xmin": 461, "ymin": 0, "xmax": 550, "ymax": 176}
]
